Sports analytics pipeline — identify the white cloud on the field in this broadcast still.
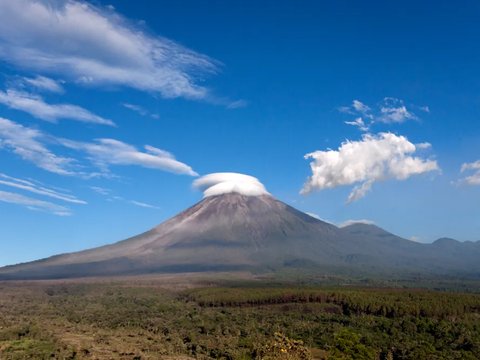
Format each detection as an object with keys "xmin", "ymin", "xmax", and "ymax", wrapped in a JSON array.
[
  {"xmin": 0, "ymin": 89, "xmax": 114, "ymax": 126},
  {"xmin": 123, "ymin": 103, "xmax": 147, "ymax": 116},
  {"xmin": 60, "ymin": 138, "xmax": 198, "ymax": 176},
  {"xmin": 0, "ymin": 0, "xmax": 218, "ymax": 99},
  {"xmin": 227, "ymin": 99, "xmax": 248, "ymax": 109},
  {"xmin": 338, "ymin": 106, "xmax": 353, "ymax": 114},
  {"xmin": 193, "ymin": 172, "xmax": 269, "ymax": 197},
  {"xmin": 302, "ymin": 211, "xmax": 334, "ymax": 224},
  {"xmin": 416, "ymin": 142, "xmax": 432, "ymax": 150},
  {"xmin": 301, "ymin": 132, "xmax": 439, "ymax": 202},
  {"xmin": 22, "ymin": 75, "xmax": 64, "ymax": 93},
  {"xmin": 460, "ymin": 160, "xmax": 480, "ymax": 185},
  {"xmin": 0, "ymin": 189, "xmax": 71, "ymax": 216},
  {"xmin": 129, "ymin": 200, "xmax": 160, "ymax": 209},
  {"xmin": 379, "ymin": 97, "xmax": 417, "ymax": 123},
  {"xmin": 90, "ymin": 186, "xmax": 111, "ymax": 195},
  {"xmin": 90, "ymin": 186, "xmax": 159, "ymax": 209},
  {"xmin": 123, "ymin": 103, "xmax": 159, "ymax": 119},
  {"xmin": 340, "ymin": 219, "xmax": 376, "ymax": 228},
  {"xmin": 305, "ymin": 211, "xmax": 321, "ymax": 220},
  {"xmin": 347, "ymin": 179, "xmax": 374, "ymax": 203},
  {"xmin": 0, "ymin": 117, "xmax": 75, "ymax": 175},
  {"xmin": 0, "ymin": 173, "xmax": 86, "ymax": 204},
  {"xmin": 1, "ymin": 118, "xmax": 195, "ymax": 178},
  {"xmin": 352, "ymin": 100, "xmax": 372, "ymax": 116},
  {"xmin": 345, "ymin": 117, "xmax": 369, "ymax": 132},
  {"xmin": 341, "ymin": 98, "xmax": 420, "ymax": 131}
]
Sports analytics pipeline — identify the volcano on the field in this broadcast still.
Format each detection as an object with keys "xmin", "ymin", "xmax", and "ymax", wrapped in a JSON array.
[
  {"xmin": 0, "ymin": 193, "xmax": 343, "ymax": 279},
  {"xmin": 0, "ymin": 174, "xmax": 479, "ymax": 280}
]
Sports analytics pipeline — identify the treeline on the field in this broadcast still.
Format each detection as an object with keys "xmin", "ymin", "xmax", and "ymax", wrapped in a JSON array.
[{"xmin": 183, "ymin": 287, "xmax": 480, "ymax": 318}]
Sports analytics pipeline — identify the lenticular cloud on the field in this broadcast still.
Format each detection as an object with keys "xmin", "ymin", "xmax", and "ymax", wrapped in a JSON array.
[
  {"xmin": 193, "ymin": 173, "xmax": 269, "ymax": 197},
  {"xmin": 301, "ymin": 132, "xmax": 439, "ymax": 202}
]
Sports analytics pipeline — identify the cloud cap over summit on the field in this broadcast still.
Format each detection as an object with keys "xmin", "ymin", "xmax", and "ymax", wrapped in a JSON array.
[{"xmin": 193, "ymin": 172, "xmax": 270, "ymax": 198}]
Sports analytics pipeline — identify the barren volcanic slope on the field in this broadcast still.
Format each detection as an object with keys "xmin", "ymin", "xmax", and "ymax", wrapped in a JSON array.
[{"xmin": 0, "ymin": 193, "xmax": 479, "ymax": 279}]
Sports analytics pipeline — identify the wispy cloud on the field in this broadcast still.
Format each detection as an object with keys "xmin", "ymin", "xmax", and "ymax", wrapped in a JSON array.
[
  {"xmin": 22, "ymin": 75, "xmax": 64, "ymax": 93},
  {"xmin": 226, "ymin": 99, "xmax": 248, "ymax": 109},
  {"xmin": 0, "ymin": 0, "xmax": 218, "ymax": 100},
  {"xmin": 0, "ymin": 173, "xmax": 86, "ymax": 204},
  {"xmin": 0, "ymin": 189, "xmax": 71, "ymax": 216},
  {"xmin": 344, "ymin": 117, "xmax": 369, "ymax": 132},
  {"xmin": 379, "ymin": 97, "xmax": 417, "ymax": 123},
  {"xmin": 129, "ymin": 200, "xmax": 160, "ymax": 209},
  {"xmin": 340, "ymin": 98, "xmax": 423, "ymax": 132},
  {"xmin": 0, "ymin": 89, "xmax": 114, "ymax": 126},
  {"xmin": 0, "ymin": 117, "xmax": 75, "ymax": 175},
  {"xmin": 60, "ymin": 138, "xmax": 198, "ymax": 176},
  {"xmin": 460, "ymin": 160, "xmax": 480, "ymax": 185},
  {"xmin": 1, "ymin": 118, "xmax": 197, "ymax": 178},
  {"xmin": 123, "ymin": 103, "xmax": 159, "ymax": 119},
  {"xmin": 89, "ymin": 186, "xmax": 111, "ymax": 196},
  {"xmin": 351, "ymin": 100, "xmax": 372, "ymax": 117},
  {"xmin": 301, "ymin": 132, "xmax": 439, "ymax": 202},
  {"xmin": 90, "ymin": 187, "xmax": 160, "ymax": 209}
]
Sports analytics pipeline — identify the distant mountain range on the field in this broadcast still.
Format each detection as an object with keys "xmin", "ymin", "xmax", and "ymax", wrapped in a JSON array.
[{"xmin": 0, "ymin": 193, "xmax": 479, "ymax": 280}]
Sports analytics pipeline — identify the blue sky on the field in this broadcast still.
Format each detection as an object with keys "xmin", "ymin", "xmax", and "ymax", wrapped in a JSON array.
[{"xmin": 0, "ymin": 0, "xmax": 479, "ymax": 266}]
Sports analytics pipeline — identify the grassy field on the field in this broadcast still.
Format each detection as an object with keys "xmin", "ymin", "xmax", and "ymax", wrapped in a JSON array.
[{"xmin": 0, "ymin": 274, "xmax": 479, "ymax": 359}]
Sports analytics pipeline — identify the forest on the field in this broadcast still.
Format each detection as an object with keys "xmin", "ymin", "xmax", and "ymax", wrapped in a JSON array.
[{"xmin": 0, "ymin": 276, "xmax": 479, "ymax": 359}]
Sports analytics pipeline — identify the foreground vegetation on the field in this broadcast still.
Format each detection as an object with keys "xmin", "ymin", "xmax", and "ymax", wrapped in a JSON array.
[{"xmin": 0, "ymin": 276, "xmax": 479, "ymax": 359}]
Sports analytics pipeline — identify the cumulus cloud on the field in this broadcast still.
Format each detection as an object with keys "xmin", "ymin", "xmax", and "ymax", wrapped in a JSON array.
[
  {"xmin": 460, "ymin": 160, "xmax": 480, "ymax": 185},
  {"xmin": 0, "ymin": 173, "xmax": 86, "ymax": 204},
  {"xmin": 0, "ymin": 117, "xmax": 75, "ymax": 175},
  {"xmin": 193, "ymin": 172, "xmax": 269, "ymax": 197},
  {"xmin": 0, "ymin": 0, "xmax": 218, "ymax": 99},
  {"xmin": 0, "ymin": 89, "xmax": 114, "ymax": 126},
  {"xmin": 339, "ymin": 219, "xmax": 376, "ymax": 228},
  {"xmin": 22, "ymin": 75, "xmax": 64, "ymax": 93},
  {"xmin": 0, "ymin": 189, "xmax": 71, "ymax": 216},
  {"xmin": 301, "ymin": 132, "xmax": 439, "ymax": 202},
  {"xmin": 60, "ymin": 138, "xmax": 198, "ymax": 176},
  {"xmin": 341, "ymin": 98, "xmax": 421, "ymax": 132}
]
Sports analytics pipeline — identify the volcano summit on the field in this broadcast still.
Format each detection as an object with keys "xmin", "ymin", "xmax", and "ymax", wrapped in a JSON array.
[{"xmin": 0, "ymin": 173, "xmax": 479, "ymax": 280}]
